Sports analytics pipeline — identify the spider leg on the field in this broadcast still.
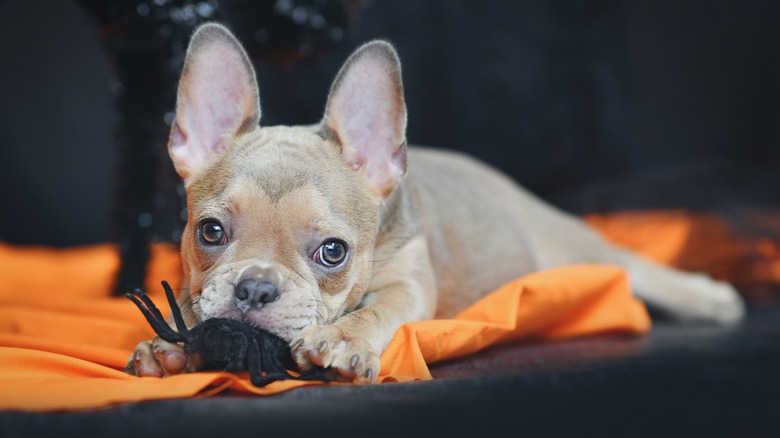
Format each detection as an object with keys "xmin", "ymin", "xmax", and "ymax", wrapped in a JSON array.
[
  {"xmin": 296, "ymin": 368, "xmax": 334, "ymax": 383},
  {"xmin": 249, "ymin": 372, "xmax": 283, "ymax": 387},
  {"xmin": 247, "ymin": 337, "xmax": 282, "ymax": 387},
  {"xmin": 259, "ymin": 336, "xmax": 295, "ymax": 376},
  {"xmin": 126, "ymin": 289, "xmax": 185, "ymax": 343},
  {"xmin": 160, "ymin": 280, "xmax": 188, "ymax": 333}
]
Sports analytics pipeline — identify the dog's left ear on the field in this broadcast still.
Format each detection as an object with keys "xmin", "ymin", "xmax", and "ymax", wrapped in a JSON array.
[{"xmin": 321, "ymin": 41, "xmax": 407, "ymax": 198}]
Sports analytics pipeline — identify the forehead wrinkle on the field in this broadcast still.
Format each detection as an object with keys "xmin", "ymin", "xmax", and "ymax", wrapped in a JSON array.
[
  {"xmin": 223, "ymin": 176, "xmax": 348, "ymax": 239},
  {"xmin": 259, "ymin": 162, "xmax": 326, "ymax": 204},
  {"xmin": 189, "ymin": 182, "xmax": 234, "ymax": 221},
  {"xmin": 276, "ymin": 184, "xmax": 351, "ymax": 230},
  {"xmin": 236, "ymin": 146, "xmax": 328, "ymax": 205},
  {"xmin": 221, "ymin": 178, "xmax": 300, "ymax": 265},
  {"xmin": 224, "ymin": 175, "xmax": 264, "ymax": 209}
]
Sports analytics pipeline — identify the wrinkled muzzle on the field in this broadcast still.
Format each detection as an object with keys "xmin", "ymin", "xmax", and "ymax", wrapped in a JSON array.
[{"xmin": 197, "ymin": 260, "xmax": 320, "ymax": 341}]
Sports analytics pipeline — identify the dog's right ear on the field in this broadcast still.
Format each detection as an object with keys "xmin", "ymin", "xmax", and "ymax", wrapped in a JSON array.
[{"xmin": 168, "ymin": 23, "xmax": 260, "ymax": 181}]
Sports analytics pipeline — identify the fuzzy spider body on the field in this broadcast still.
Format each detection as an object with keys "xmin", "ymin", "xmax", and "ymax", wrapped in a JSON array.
[{"xmin": 127, "ymin": 281, "xmax": 330, "ymax": 387}]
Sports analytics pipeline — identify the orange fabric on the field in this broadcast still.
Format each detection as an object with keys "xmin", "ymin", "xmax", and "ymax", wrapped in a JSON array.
[
  {"xmin": 584, "ymin": 211, "xmax": 693, "ymax": 264},
  {"xmin": 0, "ymin": 238, "xmax": 650, "ymax": 412}
]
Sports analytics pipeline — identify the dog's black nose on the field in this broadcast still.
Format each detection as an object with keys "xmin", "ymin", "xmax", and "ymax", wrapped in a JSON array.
[{"xmin": 234, "ymin": 279, "xmax": 280, "ymax": 307}]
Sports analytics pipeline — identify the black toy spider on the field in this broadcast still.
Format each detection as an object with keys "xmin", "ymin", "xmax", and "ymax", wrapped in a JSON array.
[{"xmin": 126, "ymin": 281, "xmax": 331, "ymax": 387}]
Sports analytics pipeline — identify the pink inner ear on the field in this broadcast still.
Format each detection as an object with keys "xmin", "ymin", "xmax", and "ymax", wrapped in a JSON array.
[
  {"xmin": 188, "ymin": 44, "xmax": 256, "ymax": 149},
  {"xmin": 330, "ymin": 56, "xmax": 406, "ymax": 195},
  {"xmin": 171, "ymin": 41, "xmax": 259, "ymax": 178}
]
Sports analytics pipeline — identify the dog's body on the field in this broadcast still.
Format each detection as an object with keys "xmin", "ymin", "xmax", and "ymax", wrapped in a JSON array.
[{"xmin": 127, "ymin": 24, "xmax": 745, "ymax": 382}]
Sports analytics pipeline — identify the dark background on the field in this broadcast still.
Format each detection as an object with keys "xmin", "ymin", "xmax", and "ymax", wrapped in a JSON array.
[
  {"xmin": 2, "ymin": 2, "xmax": 780, "ymax": 434},
  {"xmin": 1, "ymin": 0, "xmax": 779, "ymax": 247}
]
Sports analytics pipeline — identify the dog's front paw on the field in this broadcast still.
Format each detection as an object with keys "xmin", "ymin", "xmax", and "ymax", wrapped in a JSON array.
[
  {"xmin": 291, "ymin": 325, "xmax": 380, "ymax": 383},
  {"xmin": 125, "ymin": 336, "xmax": 204, "ymax": 377}
]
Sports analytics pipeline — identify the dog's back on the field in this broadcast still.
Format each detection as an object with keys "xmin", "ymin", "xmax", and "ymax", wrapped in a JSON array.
[{"xmin": 403, "ymin": 147, "xmax": 745, "ymax": 322}]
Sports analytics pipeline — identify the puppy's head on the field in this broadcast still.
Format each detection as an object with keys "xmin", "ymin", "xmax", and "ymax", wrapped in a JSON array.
[{"xmin": 167, "ymin": 23, "xmax": 407, "ymax": 341}]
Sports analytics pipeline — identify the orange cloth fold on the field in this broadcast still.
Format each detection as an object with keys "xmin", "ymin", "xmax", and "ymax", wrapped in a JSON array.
[{"xmin": 0, "ymin": 238, "xmax": 651, "ymax": 411}]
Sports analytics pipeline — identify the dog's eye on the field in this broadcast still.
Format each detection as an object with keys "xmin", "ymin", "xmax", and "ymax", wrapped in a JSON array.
[
  {"xmin": 313, "ymin": 240, "xmax": 348, "ymax": 267},
  {"xmin": 198, "ymin": 220, "xmax": 227, "ymax": 246}
]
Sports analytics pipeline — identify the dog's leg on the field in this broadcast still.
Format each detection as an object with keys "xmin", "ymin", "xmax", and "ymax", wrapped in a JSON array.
[
  {"xmin": 291, "ymin": 235, "xmax": 436, "ymax": 383},
  {"xmin": 125, "ymin": 335, "xmax": 204, "ymax": 376},
  {"xmin": 619, "ymin": 251, "xmax": 745, "ymax": 323},
  {"xmin": 528, "ymin": 211, "xmax": 745, "ymax": 324}
]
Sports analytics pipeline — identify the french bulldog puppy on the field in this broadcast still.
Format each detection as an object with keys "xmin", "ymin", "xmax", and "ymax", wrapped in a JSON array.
[{"xmin": 126, "ymin": 23, "xmax": 745, "ymax": 383}]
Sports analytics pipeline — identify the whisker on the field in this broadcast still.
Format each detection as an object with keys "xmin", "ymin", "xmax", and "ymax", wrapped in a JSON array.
[
  {"xmin": 307, "ymin": 301, "xmax": 326, "ymax": 324},
  {"xmin": 179, "ymin": 298, "xmax": 197, "ymax": 316}
]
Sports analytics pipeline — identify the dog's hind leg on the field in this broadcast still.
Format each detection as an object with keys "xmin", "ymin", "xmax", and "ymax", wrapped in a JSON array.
[
  {"xmin": 527, "ymin": 211, "xmax": 745, "ymax": 324},
  {"xmin": 618, "ymin": 250, "xmax": 745, "ymax": 324}
]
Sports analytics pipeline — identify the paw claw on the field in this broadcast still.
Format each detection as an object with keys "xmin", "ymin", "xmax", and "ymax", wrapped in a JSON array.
[
  {"xmin": 293, "ymin": 325, "xmax": 381, "ymax": 383},
  {"xmin": 318, "ymin": 340, "xmax": 328, "ymax": 352},
  {"xmin": 354, "ymin": 368, "xmax": 375, "ymax": 385},
  {"xmin": 350, "ymin": 354, "xmax": 360, "ymax": 368}
]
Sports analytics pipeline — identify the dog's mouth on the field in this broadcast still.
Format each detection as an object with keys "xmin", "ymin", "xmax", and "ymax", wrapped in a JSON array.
[
  {"xmin": 197, "ymin": 270, "xmax": 321, "ymax": 342},
  {"xmin": 199, "ymin": 301, "xmax": 287, "ymax": 339},
  {"xmin": 199, "ymin": 292, "xmax": 315, "ymax": 342}
]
